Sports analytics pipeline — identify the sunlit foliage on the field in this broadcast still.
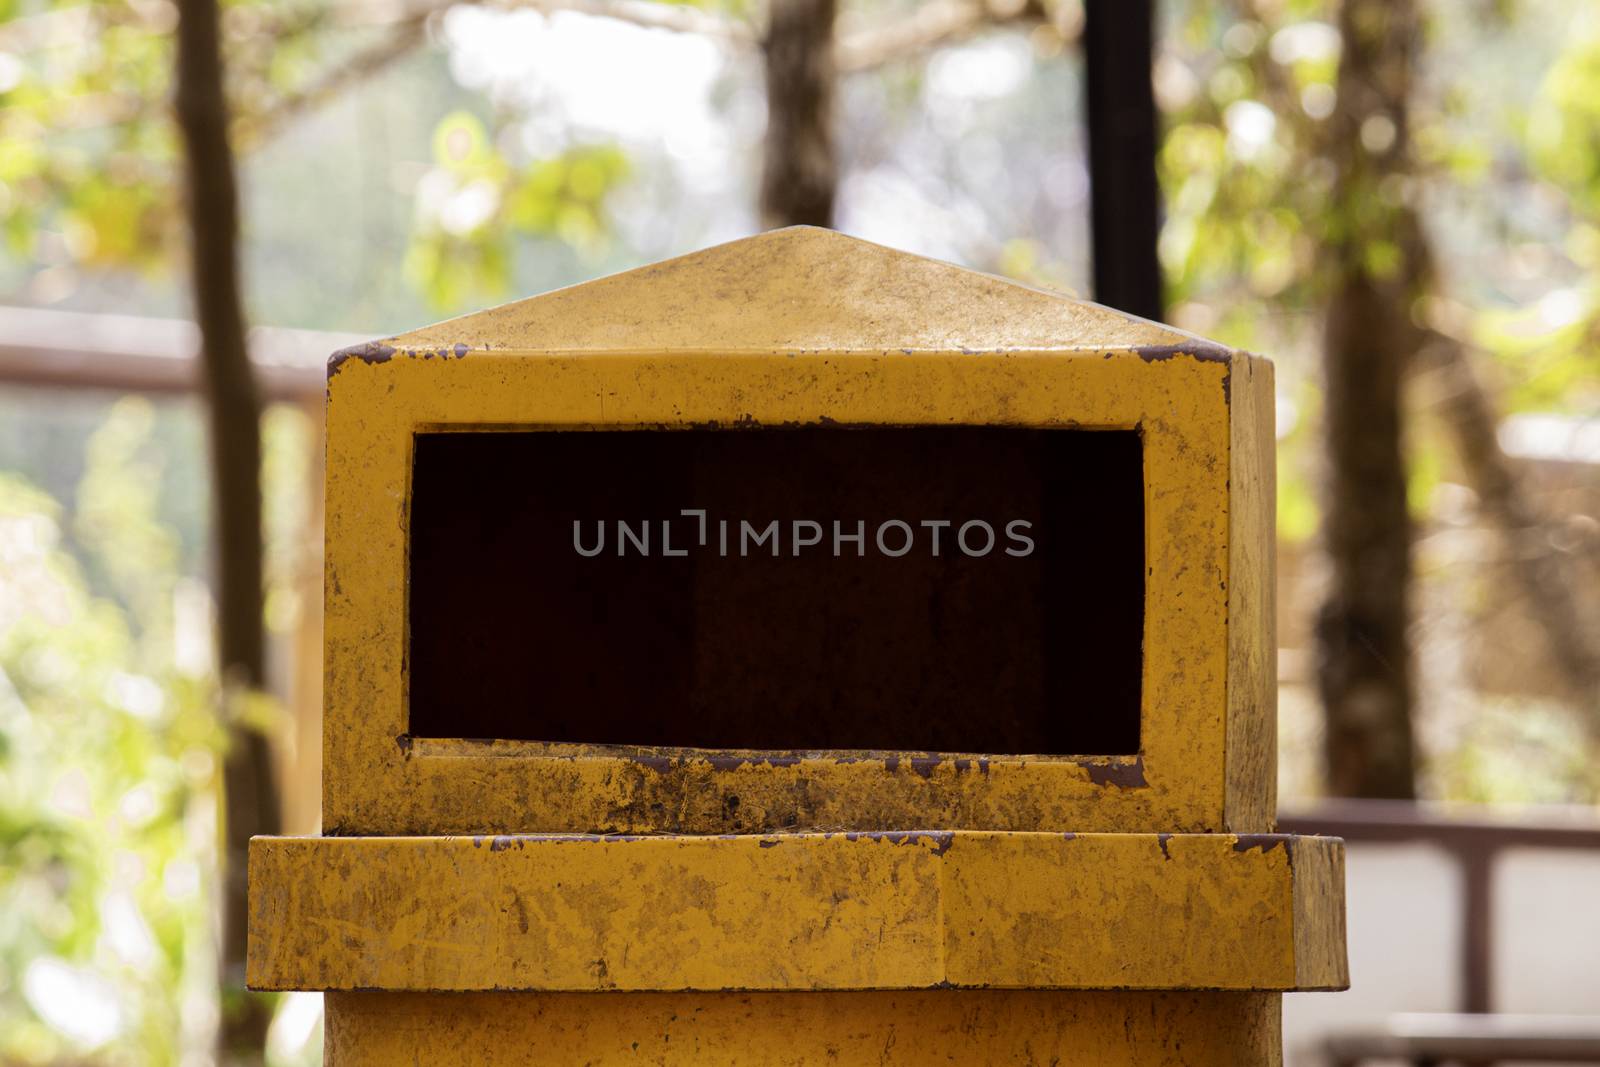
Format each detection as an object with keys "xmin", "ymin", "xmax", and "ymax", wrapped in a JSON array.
[
  {"xmin": 1161, "ymin": 0, "xmax": 1600, "ymax": 537},
  {"xmin": 1487, "ymin": 13, "xmax": 1600, "ymax": 413},
  {"xmin": 404, "ymin": 110, "xmax": 630, "ymax": 309},
  {"xmin": 1160, "ymin": 0, "xmax": 1600, "ymax": 802},
  {"xmin": 0, "ymin": 0, "xmax": 639, "ymax": 309},
  {"xmin": 0, "ymin": 400, "xmax": 224, "ymax": 1064}
]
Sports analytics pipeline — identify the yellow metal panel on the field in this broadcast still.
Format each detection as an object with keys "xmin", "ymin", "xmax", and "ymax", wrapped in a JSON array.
[
  {"xmin": 248, "ymin": 832, "xmax": 1346, "ymax": 993},
  {"xmin": 322, "ymin": 347, "xmax": 1246, "ymax": 837},
  {"xmin": 939, "ymin": 832, "xmax": 1344, "ymax": 991},
  {"xmin": 323, "ymin": 989, "xmax": 1284, "ymax": 1066},
  {"xmin": 1225, "ymin": 352, "xmax": 1279, "ymax": 832},
  {"xmin": 1293, "ymin": 830, "xmax": 1350, "ymax": 990}
]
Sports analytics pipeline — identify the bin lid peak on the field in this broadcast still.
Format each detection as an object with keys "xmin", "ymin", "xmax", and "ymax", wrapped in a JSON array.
[{"xmin": 376, "ymin": 226, "xmax": 1221, "ymax": 357}]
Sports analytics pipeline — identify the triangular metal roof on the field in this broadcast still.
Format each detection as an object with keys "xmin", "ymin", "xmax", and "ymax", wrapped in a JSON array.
[{"xmin": 364, "ymin": 226, "xmax": 1224, "ymax": 358}]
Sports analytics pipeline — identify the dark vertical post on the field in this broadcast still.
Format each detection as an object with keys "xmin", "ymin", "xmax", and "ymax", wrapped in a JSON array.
[
  {"xmin": 1317, "ymin": 0, "xmax": 1421, "ymax": 800},
  {"xmin": 174, "ymin": 0, "xmax": 279, "ymax": 1059},
  {"xmin": 761, "ymin": 0, "xmax": 838, "ymax": 230},
  {"xmin": 1083, "ymin": 0, "xmax": 1163, "ymax": 321},
  {"xmin": 1460, "ymin": 845, "xmax": 1494, "ymax": 1014}
]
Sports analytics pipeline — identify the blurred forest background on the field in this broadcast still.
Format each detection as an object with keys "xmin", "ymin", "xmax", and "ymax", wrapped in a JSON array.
[{"xmin": 0, "ymin": 0, "xmax": 1597, "ymax": 1063}]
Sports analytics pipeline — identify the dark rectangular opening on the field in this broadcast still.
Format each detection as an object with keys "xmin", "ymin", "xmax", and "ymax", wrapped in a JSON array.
[{"xmin": 408, "ymin": 426, "xmax": 1143, "ymax": 754}]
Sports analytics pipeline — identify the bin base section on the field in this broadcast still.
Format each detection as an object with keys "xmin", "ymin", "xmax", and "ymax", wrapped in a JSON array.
[
  {"xmin": 325, "ymin": 989, "xmax": 1283, "ymax": 1066},
  {"xmin": 250, "ymin": 831, "xmax": 1347, "ymax": 993}
]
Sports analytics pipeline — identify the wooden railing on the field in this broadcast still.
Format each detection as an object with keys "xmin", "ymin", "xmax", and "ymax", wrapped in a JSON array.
[
  {"xmin": 1280, "ymin": 798, "xmax": 1600, "ymax": 1016},
  {"xmin": 0, "ymin": 303, "xmax": 358, "ymax": 399}
]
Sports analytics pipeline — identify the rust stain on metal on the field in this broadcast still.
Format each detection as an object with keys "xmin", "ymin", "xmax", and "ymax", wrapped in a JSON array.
[
  {"xmin": 1084, "ymin": 757, "xmax": 1147, "ymax": 789},
  {"xmin": 1132, "ymin": 342, "xmax": 1233, "ymax": 364},
  {"xmin": 508, "ymin": 891, "xmax": 529, "ymax": 934},
  {"xmin": 327, "ymin": 340, "xmax": 396, "ymax": 376},
  {"xmin": 1231, "ymin": 834, "xmax": 1293, "ymax": 857},
  {"xmin": 704, "ymin": 754, "xmax": 804, "ymax": 771},
  {"xmin": 823, "ymin": 830, "xmax": 955, "ymax": 856}
]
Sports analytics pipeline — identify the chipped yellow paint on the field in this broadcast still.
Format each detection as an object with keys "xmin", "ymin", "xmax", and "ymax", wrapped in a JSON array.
[
  {"xmin": 323, "ymin": 989, "xmax": 1284, "ymax": 1066},
  {"xmin": 247, "ymin": 228, "xmax": 1348, "ymax": 1063},
  {"xmin": 321, "ymin": 228, "xmax": 1270, "ymax": 837},
  {"xmin": 249, "ymin": 831, "xmax": 1346, "ymax": 993}
]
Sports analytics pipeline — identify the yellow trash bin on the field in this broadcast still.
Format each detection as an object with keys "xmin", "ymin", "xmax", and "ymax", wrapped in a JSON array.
[{"xmin": 249, "ymin": 226, "xmax": 1347, "ymax": 1065}]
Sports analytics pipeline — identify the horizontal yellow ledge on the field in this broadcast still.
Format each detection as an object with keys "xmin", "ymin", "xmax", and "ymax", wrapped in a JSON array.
[{"xmin": 247, "ymin": 831, "xmax": 1346, "ymax": 994}]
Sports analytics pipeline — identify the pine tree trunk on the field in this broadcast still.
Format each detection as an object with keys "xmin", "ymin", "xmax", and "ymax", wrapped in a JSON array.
[
  {"xmin": 173, "ymin": 0, "xmax": 280, "ymax": 1059},
  {"xmin": 1316, "ymin": 0, "xmax": 1423, "ymax": 798},
  {"xmin": 761, "ymin": 0, "xmax": 837, "ymax": 229}
]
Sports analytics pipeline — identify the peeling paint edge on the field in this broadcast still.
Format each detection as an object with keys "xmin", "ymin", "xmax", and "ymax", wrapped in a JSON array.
[
  {"xmin": 329, "ymin": 341, "xmax": 1237, "ymax": 379},
  {"xmin": 1131, "ymin": 341, "xmax": 1234, "ymax": 364},
  {"xmin": 327, "ymin": 341, "xmax": 397, "ymax": 377},
  {"xmin": 463, "ymin": 830, "xmax": 957, "ymax": 857},
  {"xmin": 1083, "ymin": 755, "xmax": 1148, "ymax": 790},
  {"xmin": 329, "ymin": 340, "xmax": 483, "ymax": 379},
  {"xmin": 1231, "ymin": 833, "xmax": 1294, "ymax": 858}
]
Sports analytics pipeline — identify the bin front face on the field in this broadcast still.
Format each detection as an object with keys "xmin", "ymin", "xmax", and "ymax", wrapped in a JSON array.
[{"xmin": 322, "ymin": 335, "xmax": 1270, "ymax": 838}]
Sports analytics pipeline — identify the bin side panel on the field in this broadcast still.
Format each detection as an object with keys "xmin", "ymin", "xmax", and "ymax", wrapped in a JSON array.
[{"xmin": 1225, "ymin": 351, "xmax": 1278, "ymax": 833}]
